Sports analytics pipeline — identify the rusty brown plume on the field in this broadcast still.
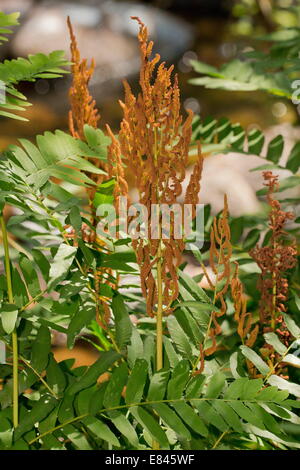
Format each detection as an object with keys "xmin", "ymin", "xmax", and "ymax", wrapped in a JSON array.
[
  {"xmin": 250, "ymin": 171, "xmax": 297, "ymax": 376},
  {"xmin": 67, "ymin": 17, "xmax": 100, "ymax": 140},
  {"xmin": 67, "ymin": 17, "xmax": 109, "ymax": 197},
  {"xmin": 231, "ymin": 261, "xmax": 259, "ymax": 348},
  {"xmin": 200, "ymin": 195, "xmax": 232, "ymax": 358},
  {"xmin": 118, "ymin": 17, "xmax": 203, "ymax": 317},
  {"xmin": 67, "ymin": 18, "xmax": 123, "ymax": 329}
]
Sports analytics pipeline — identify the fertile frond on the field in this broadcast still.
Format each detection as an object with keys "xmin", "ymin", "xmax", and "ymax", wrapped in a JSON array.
[
  {"xmin": 250, "ymin": 172, "xmax": 297, "ymax": 377},
  {"xmin": 199, "ymin": 195, "xmax": 232, "ymax": 358},
  {"xmin": 67, "ymin": 17, "xmax": 100, "ymax": 140},
  {"xmin": 119, "ymin": 17, "xmax": 203, "ymax": 316}
]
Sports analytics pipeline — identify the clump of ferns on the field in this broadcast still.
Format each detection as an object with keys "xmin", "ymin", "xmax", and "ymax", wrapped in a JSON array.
[{"xmin": 250, "ymin": 171, "xmax": 297, "ymax": 378}]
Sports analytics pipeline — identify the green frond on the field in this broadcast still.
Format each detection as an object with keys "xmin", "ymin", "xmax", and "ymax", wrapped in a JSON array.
[
  {"xmin": 190, "ymin": 59, "xmax": 292, "ymax": 98},
  {"xmin": 0, "ymin": 51, "xmax": 70, "ymax": 120},
  {"xmin": 1, "ymin": 127, "xmax": 108, "ymax": 190},
  {"xmin": 15, "ymin": 357, "xmax": 300, "ymax": 450},
  {"xmin": 190, "ymin": 115, "xmax": 300, "ymax": 200}
]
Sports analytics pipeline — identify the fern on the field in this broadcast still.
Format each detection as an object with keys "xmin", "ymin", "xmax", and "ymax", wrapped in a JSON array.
[
  {"xmin": 0, "ymin": 51, "xmax": 70, "ymax": 120},
  {"xmin": 0, "ymin": 11, "xmax": 19, "ymax": 45},
  {"xmin": 190, "ymin": 115, "xmax": 300, "ymax": 203},
  {"xmin": 18, "ymin": 358, "xmax": 300, "ymax": 450},
  {"xmin": 189, "ymin": 24, "xmax": 300, "ymax": 102},
  {"xmin": 0, "ymin": 126, "xmax": 109, "ymax": 191},
  {"xmin": 0, "ymin": 10, "xmax": 69, "ymax": 120}
]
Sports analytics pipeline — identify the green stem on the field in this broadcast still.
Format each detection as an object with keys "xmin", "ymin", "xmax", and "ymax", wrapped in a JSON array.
[
  {"xmin": 19, "ymin": 289, "xmax": 47, "ymax": 313},
  {"xmin": 271, "ymin": 265, "xmax": 277, "ymax": 331},
  {"xmin": 264, "ymin": 340, "xmax": 295, "ymax": 382},
  {"xmin": 156, "ymin": 243, "xmax": 163, "ymax": 372},
  {"xmin": 152, "ymin": 127, "xmax": 163, "ymax": 451},
  {"xmin": 28, "ymin": 396, "xmax": 271, "ymax": 446},
  {"xmin": 36, "ymin": 198, "xmax": 121, "ymax": 354},
  {"xmin": 212, "ymin": 430, "xmax": 229, "ymax": 449},
  {"xmin": 3, "ymin": 341, "xmax": 58, "ymax": 399},
  {"xmin": 0, "ymin": 215, "xmax": 18, "ymax": 428}
]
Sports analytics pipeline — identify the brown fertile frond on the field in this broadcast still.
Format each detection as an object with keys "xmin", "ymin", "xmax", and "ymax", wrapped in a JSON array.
[
  {"xmin": 67, "ymin": 18, "xmax": 121, "ymax": 327},
  {"xmin": 105, "ymin": 125, "xmax": 130, "ymax": 244},
  {"xmin": 250, "ymin": 171, "xmax": 297, "ymax": 334},
  {"xmin": 67, "ymin": 17, "xmax": 100, "ymax": 140},
  {"xmin": 231, "ymin": 262, "xmax": 258, "ymax": 348},
  {"xmin": 250, "ymin": 171, "xmax": 297, "ymax": 376},
  {"xmin": 119, "ymin": 17, "xmax": 203, "ymax": 317},
  {"xmin": 194, "ymin": 344, "xmax": 205, "ymax": 375},
  {"xmin": 106, "ymin": 125, "xmax": 129, "ymax": 206},
  {"xmin": 184, "ymin": 142, "xmax": 203, "ymax": 219},
  {"xmin": 201, "ymin": 195, "xmax": 232, "ymax": 357},
  {"xmin": 95, "ymin": 267, "xmax": 118, "ymax": 331},
  {"xmin": 67, "ymin": 16, "xmax": 108, "ymax": 201}
]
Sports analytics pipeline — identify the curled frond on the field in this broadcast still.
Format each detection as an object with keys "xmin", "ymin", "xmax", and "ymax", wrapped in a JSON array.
[
  {"xmin": 202, "ymin": 195, "xmax": 232, "ymax": 356},
  {"xmin": 231, "ymin": 262, "xmax": 258, "ymax": 348},
  {"xmin": 250, "ymin": 171, "xmax": 297, "ymax": 337},
  {"xmin": 250, "ymin": 171, "xmax": 297, "ymax": 376}
]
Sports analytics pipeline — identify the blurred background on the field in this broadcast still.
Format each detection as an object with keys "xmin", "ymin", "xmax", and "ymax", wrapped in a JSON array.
[
  {"xmin": 1, "ymin": 0, "xmax": 299, "ymax": 148},
  {"xmin": 1, "ymin": 0, "xmax": 300, "ymax": 217}
]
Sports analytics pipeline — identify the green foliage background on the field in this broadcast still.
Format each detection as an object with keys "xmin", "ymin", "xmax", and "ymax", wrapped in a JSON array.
[{"xmin": 0, "ymin": 7, "xmax": 299, "ymax": 451}]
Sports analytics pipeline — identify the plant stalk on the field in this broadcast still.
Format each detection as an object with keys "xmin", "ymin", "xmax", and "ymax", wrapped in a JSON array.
[
  {"xmin": 152, "ymin": 127, "xmax": 164, "ymax": 450},
  {"xmin": 156, "ymin": 243, "xmax": 163, "ymax": 372},
  {"xmin": 151, "ymin": 243, "xmax": 164, "ymax": 451},
  {"xmin": 271, "ymin": 268, "xmax": 277, "ymax": 331},
  {"xmin": 0, "ymin": 215, "xmax": 19, "ymax": 427}
]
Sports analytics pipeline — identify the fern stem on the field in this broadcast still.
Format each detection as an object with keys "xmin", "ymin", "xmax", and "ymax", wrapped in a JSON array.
[
  {"xmin": 0, "ymin": 215, "xmax": 18, "ymax": 427},
  {"xmin": 35, "ymin": 197, "xmax": 121, "ymax": 353},
  {"xmin": 212, "ymin": 430, "xmax": 228, "ymax": 449},
  {"xmin": 271, "ymin": 246, "xmax": 277, "ymax": 331},
  {"xmin": 153, "ymin": 127, "xmax": 164, "ymax": 450},
  {"xmin": 28, "ymin": 395, "xmax": 273, "ymax": 446},
  {"xmin": 154, "ymin": 126, "xmax": 164, "ymax": 373},
  {"xmin": 152, "ymin": 244, "xmax": 164, "ymax": 451},
  {"xmin": 192, "ymin": 255, "xmax": 221, "ymax": 374},
  {"xmin": 2, "ymin": 340, "xmax": 58, "ymax": 399},
  {"xmin": 156, "ymin": 243, "xmax": 163, "ymax": 372}
]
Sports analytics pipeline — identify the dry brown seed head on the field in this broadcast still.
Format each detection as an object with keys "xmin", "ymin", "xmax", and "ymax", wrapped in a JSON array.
[{"xmin": 67, "ymin": 17, "xmax": 100, "ymax": 141}]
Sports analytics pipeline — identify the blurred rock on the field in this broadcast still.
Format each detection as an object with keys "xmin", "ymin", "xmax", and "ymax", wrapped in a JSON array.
[
  {"xmin": 7, "ymin": 0, "xmax": 193, "ymax": 103},
  {"xmin": 198, "ymin": 153, "xmax": 262, "ymax": 216},
  {"xmin": 0, "ymin": 0, "xmax": 33, "ymax": 17},
  {"xmin": 0, "ymin": 102, "xmax": 65, "ymax": 145},
  {"xmin": 11, "ymin": 5, "xmax": 136, "ymax": 64},
  {"xmin": 52, "ymin": 341, "xmax": 100, "ymax": 367}
]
